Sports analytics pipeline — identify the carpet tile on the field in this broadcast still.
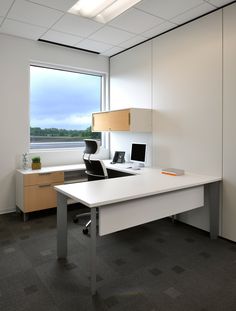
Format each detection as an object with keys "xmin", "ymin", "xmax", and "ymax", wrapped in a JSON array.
[{"xmin": 0, "ymin": 209, "xmax": 235, "ymax": 311}]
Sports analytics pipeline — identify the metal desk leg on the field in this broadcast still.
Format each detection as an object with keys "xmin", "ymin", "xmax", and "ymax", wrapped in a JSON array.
[
  {"xmin": 207, "ymin": 181, "xmax": 220, "ymax": 239},
  {"xmin": 57, "ymin": 192, "xmax": 68, "ymax": 259},
  {"xmin": 90, "ymin": 207, "xmax": 97, "ymax": 295}
]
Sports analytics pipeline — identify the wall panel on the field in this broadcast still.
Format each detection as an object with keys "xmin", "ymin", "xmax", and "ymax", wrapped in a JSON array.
[
  {"xmin": 110, "ymin": 42, "xmax": 153, "ymax": 165},
  {"xmin": 152, "ymin": 11, "xmax": 222, "ymax": 230},
  {"xmin": 222, "ymin": 3, "xmax": 236, "ymax": 241}
]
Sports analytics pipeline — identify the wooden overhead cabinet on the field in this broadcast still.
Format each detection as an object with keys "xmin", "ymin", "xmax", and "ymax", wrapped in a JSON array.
[{"xmin": 92, "ymin": 108, "xmax": 152, "ymax": 132}]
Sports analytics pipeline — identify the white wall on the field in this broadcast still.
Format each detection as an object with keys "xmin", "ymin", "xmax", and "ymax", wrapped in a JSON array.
[
  {"xmin": 153, "ymin": 11, "xmax": 222, "ymax": 175},
  {"xmin": 0, "ymin": 33, "xmax": 109, "ymax": 214},
  {"xmin": 152, "ymin": 11, "xmax": 222, "ymax": 231},
  {"xmin": 109, "ymin": 11, "xmax": 224, "ymax": 234},
  {"xmin": 109, "ymin": 42, "xmax": 153, "ymax": 165},
  {"xmin": 222, "ymin": 3, "xmax": 236, "ymax": 241}
]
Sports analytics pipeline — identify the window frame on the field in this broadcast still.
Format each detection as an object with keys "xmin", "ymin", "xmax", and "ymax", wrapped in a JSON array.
[{"xmin": 29, "ymin": 62, "xmax": 107, "ymax": 152}]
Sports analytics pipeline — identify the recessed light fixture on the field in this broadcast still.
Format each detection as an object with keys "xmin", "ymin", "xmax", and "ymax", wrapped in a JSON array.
[{"xmin": 68, "ymin": 0, "xmax": 142, "ymax": 23}]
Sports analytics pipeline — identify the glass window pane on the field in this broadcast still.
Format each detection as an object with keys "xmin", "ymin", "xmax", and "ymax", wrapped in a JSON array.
[{"xmin": 30, "ymin": 65, "xmax": 101, "ymax": 149}]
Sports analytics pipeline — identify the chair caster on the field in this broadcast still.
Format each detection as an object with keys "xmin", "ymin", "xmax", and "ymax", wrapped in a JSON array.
[
  {"xmin": 73, "ymin": 218, "xmax": 78, "ymax": 224},
  {"xmin": 83, "ymin": 228, "xmax": 89, "ymax": 235}
]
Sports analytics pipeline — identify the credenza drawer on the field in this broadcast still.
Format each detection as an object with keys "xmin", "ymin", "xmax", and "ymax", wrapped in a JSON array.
[
  {"xmin": 24, "ymin": 182, "xmax": 62, "ymax": 212},
  {"xmin": 24, "ymin": 171, "xmax": 64, "ymax": 186},
  {"xmin": 16, "ymin": 165, "xmax": 86, "ymax": 219}
]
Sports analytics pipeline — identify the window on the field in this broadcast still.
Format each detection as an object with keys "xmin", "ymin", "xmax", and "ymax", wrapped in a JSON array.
[{"xmin": 30, "ymin": 65, "xmax": 102, "ymax": 150}]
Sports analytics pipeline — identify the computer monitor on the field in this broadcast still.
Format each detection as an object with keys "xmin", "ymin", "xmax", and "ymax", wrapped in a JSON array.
[{"xmin": 130, "ymin": 143, "xmax": 146, "ymax": 165}]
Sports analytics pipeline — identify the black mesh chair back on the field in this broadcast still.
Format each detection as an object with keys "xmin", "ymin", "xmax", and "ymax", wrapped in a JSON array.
[
  {"xmin": 84, "ymin": 158, "xmax": 108, "ymax": 181},
  {"xmin": 73, "ymin": 139, "xmax": 107, "ymax": 234},
  {"xmin": 83, "ymin": 139, "xmax": 99, "ymax": 159}
]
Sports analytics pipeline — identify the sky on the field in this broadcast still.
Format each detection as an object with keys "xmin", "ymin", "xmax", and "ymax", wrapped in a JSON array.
[{"xmin": 30, "ymin": 66, "xmax": 101, "ymax": 130}]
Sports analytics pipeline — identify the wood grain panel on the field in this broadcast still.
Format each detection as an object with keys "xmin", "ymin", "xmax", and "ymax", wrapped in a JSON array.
[
  {"xmin": 93, "ymin": 109, "xmax": 130, "ymax": 131},
  {"xmin": 92, "ymin": 111, "xmax": 110, "ymax": 131},
  {"xmin": 109, "ymin": 110, "xmax": 130, "ymax": 131},
  {"xmin": 24, "ymin": 182, "xmax": 62, "ymax": 212},
  {"xmin": 24, "ymin": 171, "xmax": 64, "ymax": 186}
]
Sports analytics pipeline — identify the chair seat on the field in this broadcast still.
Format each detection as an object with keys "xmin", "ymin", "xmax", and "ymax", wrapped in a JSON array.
[{"xmin": 74, "ymin": 139, "xmax": 108, "ymax": 234}]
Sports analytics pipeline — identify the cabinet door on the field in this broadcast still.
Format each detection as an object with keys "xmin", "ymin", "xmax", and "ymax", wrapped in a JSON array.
[
  {"xmin": 93, "ymin": 109, "xmax": 130, "ymax": 131},
  {"xmin": 24, "ymin": 182, "xmax": 61, "ymax": 212},
  {"xmin": 109, "ymin": 110, "xmax": 130, "ymax": 131},
  {"xmin": 92, "ymin": 112, "xmax": 110, "ymax": 131}
]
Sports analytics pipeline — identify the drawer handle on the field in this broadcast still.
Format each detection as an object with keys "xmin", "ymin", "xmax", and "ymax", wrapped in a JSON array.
[
  {"xmin": 38, "ymin": 173, "xmax": 51, "ymax": 176},
  {"xmin": 38, "ymin": 184, "xmax": 51, "ymax": 188}
]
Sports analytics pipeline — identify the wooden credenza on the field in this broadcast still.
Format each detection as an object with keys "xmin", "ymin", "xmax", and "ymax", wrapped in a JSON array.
[{"xmin": 16, "ymin": 164, "xmax": 86, "ymax": 221}]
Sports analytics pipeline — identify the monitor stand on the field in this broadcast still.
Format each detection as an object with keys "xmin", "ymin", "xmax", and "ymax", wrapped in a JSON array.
[
  {"xmin": 132, "ymin": 162, "xmax": 145, "ymax": 170},
  {"xmin": 138, "ymin": 163, "xmax": 145, "ymax": 168}
]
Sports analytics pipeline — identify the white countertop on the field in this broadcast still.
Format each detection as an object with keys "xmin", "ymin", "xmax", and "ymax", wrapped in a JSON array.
[
  {"xmin": 17, "ymin": 163, "xmax": 85, "ymax": 174},
  {"xmin": 55, "ymin": 166, "xmax": 221, "ymax": 208}
]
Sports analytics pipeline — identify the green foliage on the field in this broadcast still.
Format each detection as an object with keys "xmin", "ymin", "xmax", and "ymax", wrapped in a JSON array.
[
  {"xmin": 30, "ymin": 126, "xmax": 101, "ymax": 139},
  {"xmin": 32, "ymin": 156, "xmax": 41, "ymax": 163}
]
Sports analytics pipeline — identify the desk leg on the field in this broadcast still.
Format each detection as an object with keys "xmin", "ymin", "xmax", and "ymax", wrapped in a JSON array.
[
  {"xmin": 57, "ymin": 192, "xmax": 68, "ymax": 259},
  {"xmin": 206, "ymin": 182, "xmax": 220, "ymax": 240},
  {"xmin": 90, "ymin": 207, "xmax": 97, "ymax": 295}
]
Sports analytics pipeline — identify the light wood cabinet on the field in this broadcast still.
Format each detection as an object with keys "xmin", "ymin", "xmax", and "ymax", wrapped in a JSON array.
[
  {"xmin": 24, "ymin": 171, "xmax": 64, "ymax": 186},
  {"xmin": 16, "ymin": 164, "xmax": 86, "ymax": 220},
  {"xmin": 24, "ymin": 182, "xmax": 62, "ymax": 212},
  {"xmin": 92, "ymin": 108, "xmax": 152, "ymax": 132}
]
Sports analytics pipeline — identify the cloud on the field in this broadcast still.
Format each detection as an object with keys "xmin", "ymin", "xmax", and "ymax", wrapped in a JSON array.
[
  {"xmin": 31, "ymin": 113, "xmax": 92, "ymax": 130},
  {"xmin": 68, "ymin": 114, "xmax": 91, "ymax": 125}
]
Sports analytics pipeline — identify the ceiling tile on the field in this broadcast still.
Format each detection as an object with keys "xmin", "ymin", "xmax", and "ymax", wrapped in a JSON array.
[
  {"xmin": 118, "ymin": 35, "xmax": 146, "ymax": 49},
  {"xmin": 8, "ymin": 0, "xmax": 63, "ymax": 28},
  {"xmin": 41, "ymin": 29, "xmax": 82, "ymax": 46},
  {"xmin": 76, "ymin": 39, "xmax": 113, "ymax": 53},
  {"xmin": 102, "ymin": 46, "xmax": 124, "ymax": 57},
  {"xmin": 206, "ymin": 0, "xmax": 233, "ymax": 7},
  {"xmin": 142, "ymin": 21, "xmax": 177, "ymax": 38},
  {"xmin": 0, "ymin": 18, "xmax": 47, "ymax": 40},
  {"xmin": 52, "ymin": 13, "xmax": 103, "ymax": 38},
  {"xmin": 0, "ymin": 0, "xmax": 14, "ymax": 17},
  {"xmin": 136, "ymin": 0, "xmax": 204, "ymax": 19},
  {"xmin": 26, "ymin": 0, "xmax": 77, "ymax": 12},
  {"xmin": 109, "ymin": 8, "xmax": 164, "ymax": 34},
  {"xmin": 89, "ymin": 26, "xmax": 134, "ymax": 46},
  {"xmin": 171, "ymin": 2, "xmax": 215, "ymax": 24},
  {"xmin": 0, "ymin": 0, "xmax": 231, "ymax": 54}
]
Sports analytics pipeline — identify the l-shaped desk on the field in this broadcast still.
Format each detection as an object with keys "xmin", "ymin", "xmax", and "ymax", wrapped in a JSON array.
[{"xmin": 55, "ymin": 161, "xmax": 221, "ymax": 295}]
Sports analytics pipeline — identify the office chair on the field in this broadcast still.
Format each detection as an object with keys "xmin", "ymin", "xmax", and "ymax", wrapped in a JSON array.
[{"xmin": 73, "ymin": 139, "xmax": 108, "ymax": 234}]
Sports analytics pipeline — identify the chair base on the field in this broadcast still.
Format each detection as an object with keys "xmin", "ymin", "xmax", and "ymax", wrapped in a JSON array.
[{"xmin": 73, "ymin": 212, "xmax": 94, "ymax": 235}]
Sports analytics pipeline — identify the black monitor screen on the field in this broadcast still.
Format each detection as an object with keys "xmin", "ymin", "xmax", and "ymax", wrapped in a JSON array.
[{"xmin": 130, "ymin": 143, "xmax": 146, "ymax": 162}]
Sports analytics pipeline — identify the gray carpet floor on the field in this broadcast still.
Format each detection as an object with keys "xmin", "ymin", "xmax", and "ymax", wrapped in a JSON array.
[{"xmin": 0, "ymin": 206, "xmax": 235, "ymax": 311}]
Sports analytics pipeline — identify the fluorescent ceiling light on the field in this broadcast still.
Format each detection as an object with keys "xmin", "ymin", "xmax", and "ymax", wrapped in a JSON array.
[{"xmin": 68, "ymin": 0, "xmax": 142, "ymax": 23}]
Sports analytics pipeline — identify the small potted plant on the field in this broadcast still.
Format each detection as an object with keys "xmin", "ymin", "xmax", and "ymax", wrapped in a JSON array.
[{"xmin": 31, "ymin": 156, "xmax": 41, "ymax": 170}]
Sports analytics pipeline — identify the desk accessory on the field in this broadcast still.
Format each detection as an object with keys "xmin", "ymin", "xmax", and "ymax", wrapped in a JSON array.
[
  {"xmin": 161, "ymin": 168, "xmax": 184, "ymax": 176},
  {"xmin": 31, "ymin": 156, "xmax": 41, "ymax": 170},
  {"xmin": 22, "ymin": 153, "xmax": 29, "ymax": 170},
  {"xmin": 111, "ymin": 151, "xmax": 125, "ymax": 164}
]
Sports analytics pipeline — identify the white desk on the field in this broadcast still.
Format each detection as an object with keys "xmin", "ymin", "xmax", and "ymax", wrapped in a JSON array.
[{"xmin": 55, "ymin": 163, "xmax": 221, "ymax": 295}]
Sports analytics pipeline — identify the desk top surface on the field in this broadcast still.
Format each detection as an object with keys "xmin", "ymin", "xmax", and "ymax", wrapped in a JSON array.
[
  {"xmin": 17, "ymin": 163, "xmax": 85, "ymax": 174},
  {"xmin": 55, "ymin": 162, "xmax": 221, "ymax": 208}
]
